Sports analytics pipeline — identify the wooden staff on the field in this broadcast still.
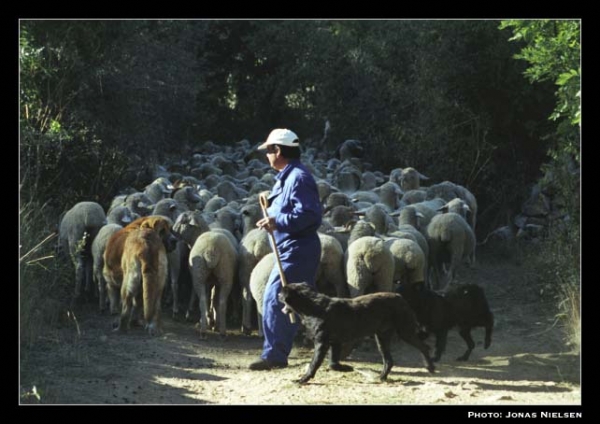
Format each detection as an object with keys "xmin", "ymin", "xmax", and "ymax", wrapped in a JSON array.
[{"xmin": 259, "ymin": 193, "xmax": 296, "ymax": 323}]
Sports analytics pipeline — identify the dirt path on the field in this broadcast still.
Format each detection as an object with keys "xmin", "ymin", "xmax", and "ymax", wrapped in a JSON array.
[{"xmin": 19, "ymin": 254, "xmax": 580, "ymax": 405}]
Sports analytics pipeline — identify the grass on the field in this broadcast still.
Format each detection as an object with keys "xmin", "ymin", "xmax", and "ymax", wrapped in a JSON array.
[
  {"xmin": 20, "ymin": 199, "xmax": 73, "ymax": 350},
  {"xmin": 520, "ymin": 222, "xmax": 581, "ymax": 354}
]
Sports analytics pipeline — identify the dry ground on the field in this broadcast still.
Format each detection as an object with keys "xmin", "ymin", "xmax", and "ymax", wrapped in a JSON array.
[{"xmin": 19, "ymin": 253, "xmax": 581, "ymax": 406}]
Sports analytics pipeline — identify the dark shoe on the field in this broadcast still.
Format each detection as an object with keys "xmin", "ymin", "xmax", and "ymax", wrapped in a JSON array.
[{"xmin": 248, "ymin": 358, "xmax": 287, "ymax": 370}]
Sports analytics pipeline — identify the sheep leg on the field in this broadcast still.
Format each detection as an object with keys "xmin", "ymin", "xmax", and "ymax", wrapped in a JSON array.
[
  {"xmin": 257, "ymin": 312, "xmax": 263, "ymax": 338},
  {"xmin": 328, "ymin": 343, "xmax": 353, "ymax": 372},
  {"xmin": 208, "ymin": 285, "xmax": 218, "ymax": 330},
  {"xmin": 95, "ymin": 266, "xmax": 107, "ymax": 313},
  {"xmin": 168, "ymin": 249, "xmax": 181, "ymax": 319},
  {"xmin": 185, "ymin": 290, "xmax": 197, "ymax": 321},
  {"xmin": 84, "ymin": 257, "xmax": 95, "ymax": 301},
  {"xmin": 431, "ymin": 258, "xmax": 444, "ymax": 291},
  {"xmin": 191, "ymin": 260, "xmax": 210, "ymax": 339},
  {"xmin": 374, "ymin": 331, "xmax": 394, "ymax": 381},
  {"xmin": 456, "ymin": 326, "xmax": 475, "ymax": 361},
  {"xmin": 217, "ymin": 283, "xmax": 230, "ymax": 339},
  {"xmin": 241, "ymin": 285, "xmax": 254, "ymax": 335},
  {"xmin": 74, "ymin": 257, "xmax": 85, "ymax": 301}
]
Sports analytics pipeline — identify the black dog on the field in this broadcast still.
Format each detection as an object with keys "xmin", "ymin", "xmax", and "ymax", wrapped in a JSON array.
[
  {"xmin": 278, "ymin": 283, "xmax": 435, "ymax": 384},
  {"xmin": 395, "ymin": 281, "xmax": 494, "ymax": 362}
]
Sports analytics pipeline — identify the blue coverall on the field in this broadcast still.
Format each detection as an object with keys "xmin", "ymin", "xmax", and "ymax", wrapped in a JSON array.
[{"xmin": 261, "ymin": 159, "xmax": 322, "ymax": 364}]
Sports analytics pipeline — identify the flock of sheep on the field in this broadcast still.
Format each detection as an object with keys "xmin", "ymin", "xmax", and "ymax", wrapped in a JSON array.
[{"xmin": 57, "ymin": 138, "xmax": 479, "ymax": 340}]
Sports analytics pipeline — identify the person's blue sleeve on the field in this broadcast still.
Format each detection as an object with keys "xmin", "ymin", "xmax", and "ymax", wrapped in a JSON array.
[{"xmin": 275, "ymin": 176, "xmax": 322, "ymax": 234}]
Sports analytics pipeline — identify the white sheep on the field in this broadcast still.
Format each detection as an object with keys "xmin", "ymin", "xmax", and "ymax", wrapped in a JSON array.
[
  {"xmin": 171, "ymin": 210, "xmax": 211, "ymax": 319},
  {"xmin": 172, "ymin": 186, "xmax": 203, "ymax": 211},
  {"xmin": 238, "ymin": 228, "xmax": 271, "ymax": 334},
  {"xmin": 204, "ymin": 196, "xmax": 228, "ymax": 213},
  {"xmin": 426, "ymin": 181, "xmax": 478, "ymax": 236},
  {"xmin": 209, "ymin": 206, "xmax": 242, "ymax": 241},
  {"xmin": 362, "ymin": 204, "xmax": 398, "ymax": 234},
  {"xmin": 144, "ymin": 179, "xmax": 172, "ymax": 204},
  {"xmin": 426, "ymin": 212, "xmax": 475, "ymax": 291},
  {"xmin": 345, "ymin": 235, "xmax": 395, "ymax": 297},
  {"xmin": 152, "ymin": 198, "xmax": 188, "ymax": 223},
  {"xmin": 395, "ymin": 206, "xmax": 430, "ymax": 256},
  {"xmin": 324, "ymin": 192, "xmax": 353, "ymax": 210},
  {"xmin": 316, "ymin": 233, "xmax": 349, "ymax": 297},
  {"xmin": 389, "ymin": 167, "xmax": 430, "ymax": 191},
  {"xmin": 216, "ymin": 180, "xmax": 249, "ymax": 202},
  {"xmin": 347, "ymin": 219, "xmax": 377, "ymax": 246},
  {"xmin": 360, "ymin": 171, "xmax": 382, "ymax": 190},
  {"xmin": 115, "ymin": 192, "xmax": 154, "ymax": 217},
  {"xmin": 411, "ymin": 197, "xmax": 446, "ymax": 231},
  {"xmin": 384, "ymin": 237, "xmax": 426, "ymax": 286},
  {"xmin": 332, "ymin": 163, "xmax": 362, "ymax": 193},
  {"xmin": 324, "ymin": 205, "xmax": 357, "ymax": 228},
  {"xmin": 400, "ymin": 189, "xmax": 428, "ymax": 206},
  {"xmin": 58, "ymin": 201, "xmax": 107, "ymax": 303},
  {"xmin": 249, "ymin": 252, "xmax": 275, "ymax": 337},
  {"xmin": 188, "ymin": 230, "xmax": 238, "ymax": 339},
  {"xmin": 239, "ymin": 203, "xmax": 263, "ymax": 237},
  {"xmin": 373, "ymin": 181, "xmax": 403, "ymax": 212},
  {"xmin": 350, "ymin": 190, "xmax": 380, "ymax": 205},
  {"xmin": 91, "ymin": 223, "xmax": 123, "ymax": 312},
  {"xmin": 106, "ymin": 205, "xmax": 139, "ymax": 226}
]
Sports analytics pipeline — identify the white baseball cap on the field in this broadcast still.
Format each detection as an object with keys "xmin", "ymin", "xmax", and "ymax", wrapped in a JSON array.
[{"xmin": 257, "ymin": 128, "xmax": 300, "ymax": 150}]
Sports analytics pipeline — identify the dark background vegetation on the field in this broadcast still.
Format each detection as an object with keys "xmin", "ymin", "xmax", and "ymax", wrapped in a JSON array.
[{"xmin": 19, "ymin": 20, "xmax": 580, "ymax": 353}]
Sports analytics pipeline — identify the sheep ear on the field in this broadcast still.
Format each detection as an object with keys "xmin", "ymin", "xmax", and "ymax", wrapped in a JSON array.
[
  {"xmin": 416, "ymin": 211, "xmax": 425, "ymax": 219},
  {"xmin": 463, "ymin": 204, "xmax": 471, "ymax": 212},
  {"xmin": 418, "ymin": 172, "xmax": 430, "ymax": 180},
  {"xmin": 438, "ymin": 205, "xmax": 449, "ymax": 213}
]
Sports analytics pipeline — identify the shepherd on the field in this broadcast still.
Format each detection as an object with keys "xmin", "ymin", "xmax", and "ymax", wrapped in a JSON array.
[{"xmin": 248, "ymin": 128, "xmax": 323, "ymax": 371}]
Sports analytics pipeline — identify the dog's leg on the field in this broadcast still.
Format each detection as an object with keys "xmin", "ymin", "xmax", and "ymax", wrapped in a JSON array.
[
  {"xmin": 116, "ymin": 291, "xmax": 132, "ymax": 333},
  {"xmin": 374, "ymin": 332, "xmax": 394, "ymax": 381},
  {"xmin": 398, "ymin": 332, "xmax": 436, "ymax": 374},
  {"xmin": 329, "ymin": 343, "xmax": 354, "ymax": 372},
  {"xmin": 456, "ymin": 326, "xmax": 475, "ymax": 361},
  {"xmin": 297, "ymin": 336, "xmax": 330, "ymax": 384},
  {"xmin": 433, "ymin": 330, "xmax": 448, "ymax": 362}
]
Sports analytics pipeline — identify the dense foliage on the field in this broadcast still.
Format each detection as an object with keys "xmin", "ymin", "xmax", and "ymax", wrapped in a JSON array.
[{"xmin": 20, "ymin": 20, "xmax": 564, "ymax": 232}]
